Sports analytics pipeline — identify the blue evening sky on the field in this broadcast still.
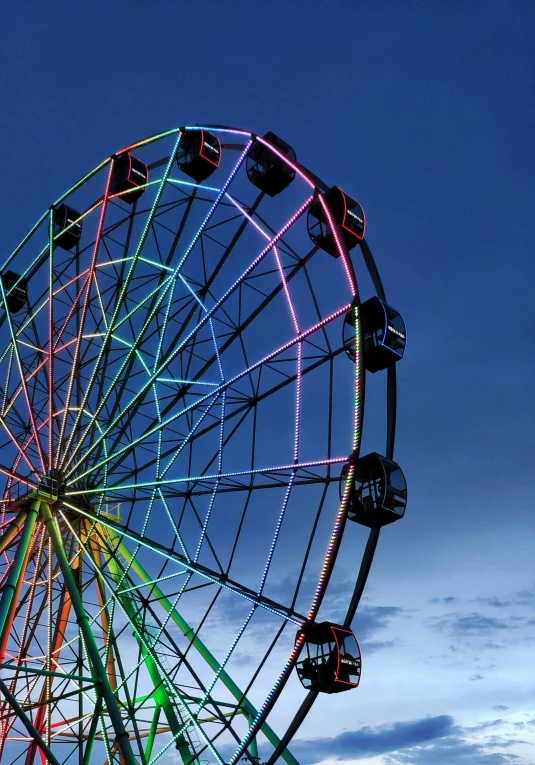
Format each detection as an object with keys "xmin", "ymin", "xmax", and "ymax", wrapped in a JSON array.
[{"xmin": 1, "ymin": 1, "xmax": 534, "ymax": 763}]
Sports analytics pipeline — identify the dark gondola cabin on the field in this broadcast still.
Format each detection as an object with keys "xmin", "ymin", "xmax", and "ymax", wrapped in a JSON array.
[
  {"xmin": 296, "ymin": 622, "xmax": 361, "ymax": 694},
  {"xmin": 308, "ymin": 187, "xmax": 365, "ymax": 257},
  {"xmin": 110, "ymin": 153, "xmax": 148, "ymax": 203},
  {"xmin": 1, "ymin": 271, "xmax": 27, "ymax": 314},
  {"xmin": 53, "ymin": 205, "xmax": 83, "ymax": 251},
  {"xmin": 342, "ymin": 452, "xmax": 407, "ymax": 528},
  {"xmin": 246, "ymin": 131, "xmax": 296, "ymax": 196},
  {"xmin": 177, "ymin": 130, "xmax": 221, "ymax": 182},
  {"xmin": 343, "ymin": 297, "xmax": 406, "ymax": 373}
]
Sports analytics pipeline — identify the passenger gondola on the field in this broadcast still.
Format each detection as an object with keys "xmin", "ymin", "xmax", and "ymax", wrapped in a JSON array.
[
  {"xmin": 343, "ymin": 297, "xmax": 407, "ymax": 372},
  {"xmin": 246, "ymin": 131, "xmax": 296, "ymax": 196},
  {"xmin": 1, "ymin": 271, "xmax": 27, "ymax": 314},
  {"xmin": 177, "ymin": 129, "xmax": 221, "ymax": 182},
  {"xmin": 307, "ymin": 187, "xmax": 365, "ymax": 257},
  {"xmin": 295, "ymin": 621, "xmax": 361, "ymax": 694},
  {"xmin": 53, "ymin": 205, "xmax": 83, "ymax": 251},
  {"xmin": 341, "ymin": 452, "xmax": 407, "ymax": 528},
  {"xmin": 110, "ymin": 153, "xmax": 148, "ymax": 203}
]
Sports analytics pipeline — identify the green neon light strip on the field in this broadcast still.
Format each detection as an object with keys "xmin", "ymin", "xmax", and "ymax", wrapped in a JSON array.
[
  {"xmin": 42, "ymin": 504, "xmax": 138, "ymax": 765},
  {"xmin": 53, "ymin": 158, "xmax": 110, "ymax": 206},
  {"xmin": 63, "ymin": 139, "xmax": 250, "ymax": 479},
  {"xmin": 59, "ymin": 132, "xmax": 184, "ymax": 473},
  {"xmin": 61, "ymin": 501, "xmax": 303, "ymax": 625},
  {"xmin": 55, "ymin": 159, "xmax": 115, "ymax": 470},
  {"xmin": 118, "ymin": 541, "xmax": 299, "ymax": 765},
  {"xmin": 62, "ymin": 513, "xmax": 221, "ymax": 765},
  {"xmin": 64, "ymin": 196, "xmax": 316, "ymax": 482},
  {"xmin": 0, "ymin": 281, "xmax": 46, "ymax": 471}
]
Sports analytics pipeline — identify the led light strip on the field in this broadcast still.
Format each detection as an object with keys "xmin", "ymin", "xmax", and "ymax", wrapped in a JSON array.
[{"xmin": 228, "ymin": 194, "xmax": 363, "ymax": 765}]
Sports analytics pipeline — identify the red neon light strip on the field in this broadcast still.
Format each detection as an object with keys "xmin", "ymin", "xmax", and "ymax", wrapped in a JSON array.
[
  {"xmin": 48, "ymin": 211, "xmax": 54, "ymax": 469},
  {"xmin": 55, "ymin": 160, "xmax": 115, "ymax": 470}
]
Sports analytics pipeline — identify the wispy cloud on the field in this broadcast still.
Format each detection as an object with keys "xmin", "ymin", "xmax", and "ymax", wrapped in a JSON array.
[
  {"xmin": 472, "ymin": 597, "xmax": 511, "ymax": 609},
  {"xmin": 362, "ymin": 639, "xmax": 395, "ymax": 654},
  {"xmin": 431, "ymin": 612, "xmax": 517, "ymax": 636},
  {"xmin": 431, "ymin": 596, "xmax": 459, "ymax": 604},
  {"xmin": 291, "ymin": 715, "xmax": 454, "ymax": 762},
  {"xmin": 291, "ymin": 714, "xmax": 526, "ymax": 765},
  {"xmin": 353, "ymin": 606, "xmax": 405, "ymax": 642}
]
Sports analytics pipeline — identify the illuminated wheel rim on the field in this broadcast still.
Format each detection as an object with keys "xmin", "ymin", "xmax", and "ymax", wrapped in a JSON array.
[{"xmin": 0, "ymin": 125, "xmax": 388, "ymax": 765}]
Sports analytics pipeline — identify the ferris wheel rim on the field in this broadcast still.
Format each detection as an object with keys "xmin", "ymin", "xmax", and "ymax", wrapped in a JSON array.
[{"xmin": 0, "ymin": 123, "xmax": 397, "ymax": 765}]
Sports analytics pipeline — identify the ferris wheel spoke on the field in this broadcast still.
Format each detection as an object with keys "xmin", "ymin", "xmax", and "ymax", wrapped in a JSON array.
[
  {"xmin": 65, "ymin": 152, "xmax": 253, "ymax": 480},
  {"xmin": 60, "ymin": 503, "xmax": 307, "ymax": 628},
  {"xmin": 101, "ymin": 343, "xmax": 344, "ymax": 491},
  {"xmin": 65, "ymin": 299, "xmax": 347, "ymax": 486},
  {"xmin": 55, "ymin": 163, "xmax": 115, "ymax": 471},
  {"xmin": 63, "ymin": 195, "xmax": 315, "ymax": 482},
  {"xmin": 92, "ymin": 458, "xmax": 342, "ymax": 496},
  {"xmin": 0, "ymin": 310, "xmax": 46, "ymax": 473},
  {"xmin": 57, "ymin": 134, "xmax": 184, "ymax": 475},
  {"xmin": 47, "ymin": 211, "xmax": 55, "ymax": 470},
  {"xmin": 67, "ymin": 521, "xmax": 237, "ymax": 765},
  {"xmin": 117, "ymin": 546, "xmax": 299, "ymax": 765},
  {"xmin": 0, "ymin": 125, "xmax": 400, "ymax": 765}
]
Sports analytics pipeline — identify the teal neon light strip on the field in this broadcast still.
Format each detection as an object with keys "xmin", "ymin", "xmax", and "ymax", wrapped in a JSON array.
[
  {"xmin": 60, "ymin": 501, "xmax": 304, "ymax": 626},
  {"xmin": 65, "ymin": 292, "xmax": 343, "ymax": 485},
  {"xmin": 58, "ymin": 132, "xmax": 184, "ymax": 473},
  {"xmin": 227, "ymin": 205, "xmax": 364, "ymax": 765},
  {"xmin": 61, "ymin": 512, "xmax": 225, "ymax": 765},
  {"xmin": 63, "ymin": 140, "xmax": 251, "ymax": 480}
]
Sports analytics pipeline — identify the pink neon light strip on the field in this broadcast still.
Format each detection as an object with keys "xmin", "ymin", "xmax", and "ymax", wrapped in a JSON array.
[
  {"xmin": 229, "ymin": 211, "xmax": 363, "ymax": 765},
  {"xmin": 1, "ymin": 262, "xmax": 107, "ymax": 479},
  {"xmin": 63, "ymin": 196, "xmax": 317, "ymax": 481},
  {"xmin": 56, "ymin": 161, "xmax": 115, "ymax": 470},
  {"xmin": 256, "ymin": 134, "xmax": 315, "ymax": 189},
  {"xmin": 318, "ymin": 194, "xmax": 357, "ymax": 297},
  {"xmin": 66, "ymin": 300, "xmax": 349, "ymax": 483},
  {"xmin": 48, "ymin": 211, "xmax": 54, "ymax": 468},
  {"xmin": 253, "ymin": 244, "xmax": 303, "ymax": 595},
  {"xmin": 67, "ymin": 455, "xmax": 348, "ymax": 496},
  {"xmin": 0, "ymin": 468, "xmax": 38, "ymax": 492}
]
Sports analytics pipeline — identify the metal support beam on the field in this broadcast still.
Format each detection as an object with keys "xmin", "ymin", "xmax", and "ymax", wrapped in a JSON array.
[
  {"xmin": 40, "ymin": 502, "xmax": 138, "ymax": 765},
  {"xmin": 82, "ymin": 696, "xmax": 103, "ymax": 765},
  {"xmin": 0, "ymin": 676, "xmax": 61, "ymax": 765},
  {"xmin": 97, "ymin": 535, "xmax": 193, "ymax": 765},
  {"xmin": 145, "ymin": 706, "xmax": 160, "ymax": 763},
  {"xmin": 0, "ymin": 663, "xmax": 94, "ymax": 683},
  {"xmin": 117, "ymin": 539, "xmax": 300, "ymax": 765},
  {"xmin": 0, "ymin": 509, "xmax": 27, "ymax": 555},
  {"xmin": 266, "ymin": 692, "xmax": 317, "ymax": 765},
  {"xmin": 0, "ymin": 501, "xmax": 39, "ymax": 648}
]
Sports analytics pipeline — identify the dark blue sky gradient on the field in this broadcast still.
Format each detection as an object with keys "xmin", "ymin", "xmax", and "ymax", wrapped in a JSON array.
[{"xmin": 1, "ymin": 1, "xmax": 534, "ymax": 763}]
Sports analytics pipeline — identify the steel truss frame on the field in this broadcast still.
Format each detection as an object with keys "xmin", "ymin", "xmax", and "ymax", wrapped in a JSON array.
[{"xmin": 0, "ymin": 125, "xmax": 398, "ymax": 765}]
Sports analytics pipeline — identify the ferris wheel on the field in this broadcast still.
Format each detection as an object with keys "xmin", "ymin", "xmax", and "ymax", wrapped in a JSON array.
[{"xmin": 0, "ymin": 125, "xmax": 407, "ymax": 765}]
